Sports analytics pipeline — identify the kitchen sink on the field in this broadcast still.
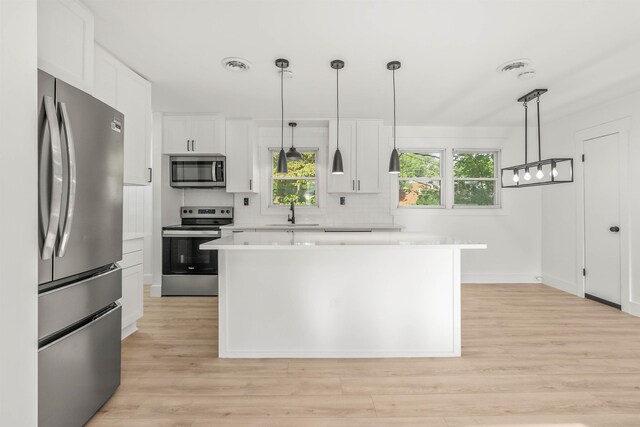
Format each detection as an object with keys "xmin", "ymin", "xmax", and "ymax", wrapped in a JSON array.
[{"xmin": 265, "ymin": 224, "xmax": 320, "ymax": 227}]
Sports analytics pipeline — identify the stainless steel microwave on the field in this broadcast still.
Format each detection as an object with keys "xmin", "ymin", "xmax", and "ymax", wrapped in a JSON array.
[{"xmin": 170, "ymin": 156, "xmax": 226, "ymax": 188}]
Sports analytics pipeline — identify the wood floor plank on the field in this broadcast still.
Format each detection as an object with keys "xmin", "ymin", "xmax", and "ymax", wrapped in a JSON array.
[{"xmin": 87, "ymin": 284, "xmax": 640, "ymax": 426}]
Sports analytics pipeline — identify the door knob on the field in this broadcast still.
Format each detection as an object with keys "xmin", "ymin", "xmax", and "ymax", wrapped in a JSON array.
[{"xmin": 610, "ymin": 226, "xmax": 620, "ymax": 232}]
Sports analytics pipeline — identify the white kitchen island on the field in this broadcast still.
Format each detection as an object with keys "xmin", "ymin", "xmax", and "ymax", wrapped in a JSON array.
[{"xmin": 201, "ymin": 232, "xmax": 485, "ymax": 358}]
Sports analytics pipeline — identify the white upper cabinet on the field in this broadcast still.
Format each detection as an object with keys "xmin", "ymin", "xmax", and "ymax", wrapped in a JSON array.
[
  {"xmin": 94, "ymin": 45, "xmax": 152, "ymax": 186},
  {"xmin": 163, "ymin": 115, "xmax": 225, "ymax": 155},
  {"xmin": 328, "ymin": 119, "xmax": 357, "ymax": 193},
  {"xmin": 226, "ymin": 120, "xmax": 258, "ymax": 193},
  {"xmin": 328, "ymin": 119, "xmax": 382, "ymax": 193},
  {"xmin": 355, "ymin": 120, "xmax": 382, "ymax": 193},
  {"xmin": 38, "ymin": 0, "xmax": 94, "ymax": 93}
]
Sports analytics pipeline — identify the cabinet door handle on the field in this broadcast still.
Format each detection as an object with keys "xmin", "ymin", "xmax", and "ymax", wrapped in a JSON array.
[
  {"xmin": 358, "ymin": 180, "xmax": 361, "ymax": 191},
  {"xmin": 148, "ymin": 168, "xmax": 152, "ymax": 183},
  {"xmin": 187, "ymin": 140, "xmax": 191, "ymax": 151},
  {"xmin": 352, "ymin": 180, "xmax": 355, "ymax": 191},
  {"xmin": 192, "ymin": 140, "xmax": 196, "ymax": 151},
  {"xmin": 249, "ymin": 179, "xmax": 252, "ymax": 190}
]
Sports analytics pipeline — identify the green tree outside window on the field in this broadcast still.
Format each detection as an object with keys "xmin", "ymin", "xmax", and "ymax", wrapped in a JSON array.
[
  {"xmin": 398, "ymin": 151, "xmax": 443, "ymax": 207},
  {"xmin": 453, "ymin": 151, "xmax": 498, "ymax": 206},
  {"xmin": 271, "ymin": 151, "xmax": 317, "ymax": 206}
]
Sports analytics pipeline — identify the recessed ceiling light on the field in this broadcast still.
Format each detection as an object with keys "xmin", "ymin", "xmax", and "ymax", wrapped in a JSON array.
[{"xmin": 221, "ymin": 57, "xmax": 252, "ymax": 72}]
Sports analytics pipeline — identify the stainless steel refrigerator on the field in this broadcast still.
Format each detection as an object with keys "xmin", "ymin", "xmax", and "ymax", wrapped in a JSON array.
[{"xmin": 38, "ymin": 70, "xmax": 124, "ymax": 427}]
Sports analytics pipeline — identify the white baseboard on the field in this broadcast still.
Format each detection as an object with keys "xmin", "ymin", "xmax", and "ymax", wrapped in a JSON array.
[
  {"xmin": 149, "ymin": 284, "xmax": 162, "ymax": 297},
  {"xmin": 542, "ymin": 275, "xmax": 578, "ymax": 295},
  {"xmin": 144, "ymin": 273, "xmax": 153, "ymax": 285},
  {"xmin": 121, "ymin": 322, "xmax": 137, "ymax": 340},
  {"xmin": 462, "ymin": 273, "xmax": 541, "ymax": 284}
]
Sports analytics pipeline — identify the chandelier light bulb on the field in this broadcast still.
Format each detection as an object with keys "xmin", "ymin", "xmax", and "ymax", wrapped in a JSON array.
[
  {"xmin": 536, "ymin": 165, "xmax": 544, "ymax": 179},
  {"xmin": 512, "ymin": 170, "xmax": 520, "ymax": 183},
  {"xmin": 524, "ymin": 167, "xmax": 531, "ymax": 181},
  {"xmin": 552, "ymin": 166, "xmax": 559, "ymax": 178}
]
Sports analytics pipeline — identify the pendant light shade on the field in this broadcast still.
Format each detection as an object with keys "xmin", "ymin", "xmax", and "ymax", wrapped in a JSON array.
[
  {"xmin": 275, "ymin": 58, "xmax": 289, "ymax": 174},
  {"xmin": 332, "ymin": 148, "xmax": 344, "ymax": 174},
  {"xmin": 389, "ymin": 147, "xmax": 400, "ymax": 173},
  {"xmin": 331, "ymin": 59, "xmax": 345, "ymax": 174},
  {"xmin": 286, "ymin": 122, "xmax": 302, "ymax": 161},
  {"xmin": 387, "ymin": 61, "xmax": 401, "ymax": 174}
]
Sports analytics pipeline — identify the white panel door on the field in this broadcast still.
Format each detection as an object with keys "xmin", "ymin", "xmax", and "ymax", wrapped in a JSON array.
[
  {"xmin": 327, "ymin": 119, "xmax": 357, "ymax": 193},
  {"xmin": 163, "ymin": 116, "xmax": 191, "ymax": 154},
  {"xmin": 356, "ymin": 120, "xmax": 381, "ymax": 193},
  {"xmin": 584, "ymin": 133, "xmax": 621, "ymax": 305}
]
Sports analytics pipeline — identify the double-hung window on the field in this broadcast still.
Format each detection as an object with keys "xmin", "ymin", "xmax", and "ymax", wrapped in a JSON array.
[
  {"xmin": 270, "ymin": 149, "xmax": 318, "ymax": 206},
  {"xmin": 398, "ymin": 150, "xmax": 444, "ymax": 207},
  {"xmin": 452, "ymin": 150, "xmax": 500, "ymax": 207}
]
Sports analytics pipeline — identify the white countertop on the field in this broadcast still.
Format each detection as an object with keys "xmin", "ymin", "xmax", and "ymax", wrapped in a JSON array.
[
  {"xmin": 220, "ymin": 223, "xmax": 403, "ymax": 231},
  {"xmin": 201, "ymin": 231, "xmax": 486, "ymax": 250}
]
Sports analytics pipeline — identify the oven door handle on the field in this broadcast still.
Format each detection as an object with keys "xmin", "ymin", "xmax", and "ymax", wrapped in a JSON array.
[{"xmin": 162, "ymin": 230, "xmax": 221, "ymax": 238}]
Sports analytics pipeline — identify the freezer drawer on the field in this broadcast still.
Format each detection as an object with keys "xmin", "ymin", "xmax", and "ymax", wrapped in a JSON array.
[
  {"xmin": 39, "ymin": 265, "xmax": 121, "ymax": 341},
  {"xmin": 39, "ymin": 304, "xmax": 121, "ymax": 427}
]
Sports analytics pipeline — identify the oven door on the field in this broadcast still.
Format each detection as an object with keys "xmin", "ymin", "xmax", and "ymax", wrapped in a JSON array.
[
  {"xmin": 170, "ymin": 156, "xmax": 225, "ymax": 188},
  {"xmin": 162, "ymin": 233, "xmax": 219, "ymax": 275}
]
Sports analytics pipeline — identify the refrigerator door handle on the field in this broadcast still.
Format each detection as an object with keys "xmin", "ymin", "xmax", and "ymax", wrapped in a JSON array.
[
  {"xmin": 42, "ymin": 96, "xmax": 64, "ymax": 260},
  {"xmin": 57, "ymin": 102, "xmax": 77, "ymax": 257}
]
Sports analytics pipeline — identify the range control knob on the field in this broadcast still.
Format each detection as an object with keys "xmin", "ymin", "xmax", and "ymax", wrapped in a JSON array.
[
  {"xmin": 188, "ymin": 209, "xmax": 193, "ymax": 213},
  {"xmin": 183, "ymin": 209, "xmax": 187, "ymax": 213}
]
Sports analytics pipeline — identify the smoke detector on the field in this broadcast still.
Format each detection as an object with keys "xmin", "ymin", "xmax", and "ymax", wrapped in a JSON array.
[{"xmin": 221, "ymin": 57, "xmax": 252, "ymax": 72}]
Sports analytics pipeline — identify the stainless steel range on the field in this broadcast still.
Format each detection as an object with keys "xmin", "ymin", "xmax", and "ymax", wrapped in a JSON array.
[{"xmin": 162, "ymin": 206, "xmax": 233, "ymax": 296}]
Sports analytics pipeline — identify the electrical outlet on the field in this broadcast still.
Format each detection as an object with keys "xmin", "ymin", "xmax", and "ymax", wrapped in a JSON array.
[
  {"xmin": 243, "ymin": 197, "xmax": 249, "ymax": 206},
  {"xmin": 340, "ymin": 197, "xmax": 346, "ymax": 205}
]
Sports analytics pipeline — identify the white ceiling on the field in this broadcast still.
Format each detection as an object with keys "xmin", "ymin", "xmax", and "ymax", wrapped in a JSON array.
[{"xmin": 84, "ymin": 0, "xmax": 640, "ymax": 126}]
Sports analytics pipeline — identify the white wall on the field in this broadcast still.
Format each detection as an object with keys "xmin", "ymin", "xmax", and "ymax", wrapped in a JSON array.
[
  {"xmin": 0, "ymin": 0, "xmax": 38, "ymax": 424},
  {"xmin": 392, "ymin": 126, "xmax": 542, "ymax": 283},
  {"xmin": 232, "ymin": 124, "xmax": 542, "ymax": 283},
  {"xmin": 541, "ymin": 91, "xmax": 640, "ymax": 315}
]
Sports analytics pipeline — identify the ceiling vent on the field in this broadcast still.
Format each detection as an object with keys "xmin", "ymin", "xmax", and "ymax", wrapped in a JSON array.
[
  {"xmin": 497, "ymin": 58, "xmax": 533, "ymax": 74},
  {"xmin": 221, "ymin": 57, "xmax": 252, "ymax": 72}
]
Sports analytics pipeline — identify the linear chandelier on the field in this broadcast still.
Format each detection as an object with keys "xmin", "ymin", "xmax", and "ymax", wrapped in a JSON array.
[{"xmin": 501, "ymin": 89, "xmax": 573, "ymax": 188}]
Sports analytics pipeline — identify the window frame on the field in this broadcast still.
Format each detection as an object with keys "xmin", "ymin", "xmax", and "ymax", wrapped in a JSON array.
[
  {"xmin": 451, "ymin": 148, "xmax": 501, "ymax": 209},
  {"xmin": 397, "ymin": 149, "xmax": 446, "ymax": 209},
  {"xmin": 268, "ymin": 147, "xmax": 320, "ymax": 208}
]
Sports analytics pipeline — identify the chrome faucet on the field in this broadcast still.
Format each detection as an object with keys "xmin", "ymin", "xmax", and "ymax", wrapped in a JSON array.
[{"xmin": 288, "ymin": 200, "xmax": 296, "ymax": 225}]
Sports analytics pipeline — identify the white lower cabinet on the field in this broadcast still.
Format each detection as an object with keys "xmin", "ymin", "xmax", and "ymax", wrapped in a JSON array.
[{"xmin": 121, "ymin": 238, "xmax": 144, "ymax": 339}]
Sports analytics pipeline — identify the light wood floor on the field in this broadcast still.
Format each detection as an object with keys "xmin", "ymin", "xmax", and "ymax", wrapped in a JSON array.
[{"xmin": 88, "ymin": 284, "xmax": 640, "ymax": 426}]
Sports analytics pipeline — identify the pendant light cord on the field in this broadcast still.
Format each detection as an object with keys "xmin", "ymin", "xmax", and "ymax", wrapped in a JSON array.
[
  {"xmin": 524, "ymin": 101, "xmax": 528, "ymax": 164},
  {"xmin": 537, "ymin": 95, "xmax": 541, "ymax": 161},
  {"xmin": 336, "ymin": 66, "xmax": 339, "ymax": 150},
  {"xmin": 393, "ymin": 68, "xmax": 396, "ymax": 149},
  {"xmin": 281, "ymin": 68, "xmax": 284, "ymax": 150}
]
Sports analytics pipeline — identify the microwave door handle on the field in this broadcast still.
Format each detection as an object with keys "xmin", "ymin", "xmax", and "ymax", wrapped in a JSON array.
[
  {"xmin": 211, "ymin": 161, "xmax": 216, "ymax": 182},
  {"xmin": 42, "ymin": 96, "xmax": 64, "ymax": 260},
  {"xmin": 57, "ymin": 102, "xmax": 77, "ymax": 257}
]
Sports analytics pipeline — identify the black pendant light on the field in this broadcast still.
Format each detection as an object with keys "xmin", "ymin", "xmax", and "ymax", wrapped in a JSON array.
[
  {"xmin": 286, "ymin": 122, "xmax": 302, "ymax": 161},
  {"xmin": 275, "ymin": 58, "xmax": 289, "ymax": 174},
  {"xmin": 501, "ymin": 89, "xmax": 573, "ymax": 188},
  {"xmin": 387, "ymin": 61, "xmax": 401, "ymax": 174},
  {"xmin": 331, "ymin": 59, "xmax": 345, "ymax": 174}
]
